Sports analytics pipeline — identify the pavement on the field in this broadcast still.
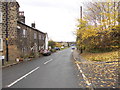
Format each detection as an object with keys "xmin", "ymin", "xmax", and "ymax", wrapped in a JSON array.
[
  {"xmin": 2, "ymin": 62, "xmax": 20, "ymax": 69},
  {"xmin": 2, "ymin": 58, "xmax": 37, "ymax": 69},
  {"xmin": 72, "ymin": 49, "xmax": 120, "ymax": 89}
]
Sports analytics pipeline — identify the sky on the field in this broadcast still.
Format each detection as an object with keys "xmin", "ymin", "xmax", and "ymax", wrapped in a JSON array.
[{"xmin": 17, "ymin": 0, "xmax": 87, "ymax": 42}]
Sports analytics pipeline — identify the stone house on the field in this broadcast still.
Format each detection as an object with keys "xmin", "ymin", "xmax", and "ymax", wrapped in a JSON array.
[{"xmin": 0, "ymin": 1, "xmax": 48, "ymax": 61}]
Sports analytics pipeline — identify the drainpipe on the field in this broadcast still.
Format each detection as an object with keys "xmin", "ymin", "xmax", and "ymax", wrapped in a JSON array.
[{"xmin": 5, "ymin": 2, "xmax": 9, "ymax": 62}]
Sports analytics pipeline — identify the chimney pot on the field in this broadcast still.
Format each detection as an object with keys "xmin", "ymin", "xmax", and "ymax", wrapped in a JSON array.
[{"xmin": 31, "ymin": 23, "xmax": 35, "ymax": 28}]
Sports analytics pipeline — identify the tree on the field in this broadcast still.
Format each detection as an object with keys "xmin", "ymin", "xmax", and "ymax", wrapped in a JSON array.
[
  {"xmin": 76, "ymin": 1, "xmax": 119, "ymax": 52},
  {"xmin": 48, "ymin": 40, "xmax": 56, "ymax": 49},
  {"xmin": 55, "ymin": 42, "xmax": 62, "ymax": 47}
]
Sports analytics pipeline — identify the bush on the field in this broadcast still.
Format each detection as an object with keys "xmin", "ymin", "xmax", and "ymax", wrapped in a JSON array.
[{"xmin": 50, "ymin": 49, "xmax": 56, "ymax": 52}]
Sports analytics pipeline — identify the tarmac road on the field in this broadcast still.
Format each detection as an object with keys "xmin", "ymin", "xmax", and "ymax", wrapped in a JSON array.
[{"xmin": 2, "ymin": 48, "xmax": 83, "ymax": 88}]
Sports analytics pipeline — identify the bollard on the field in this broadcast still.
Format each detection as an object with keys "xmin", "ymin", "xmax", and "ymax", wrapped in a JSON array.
[
  {"xmin": 2, "ymin": 59, "xmax": 4, "ymax": 66},
  {"xmin": 0, "ymin": 56, "xmax": 5, "ymax": 66}
]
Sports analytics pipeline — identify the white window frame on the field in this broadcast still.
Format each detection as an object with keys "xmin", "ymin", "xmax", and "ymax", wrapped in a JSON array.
[
  {"xmin": 23, "ymin": 29, "xmax": 27, "ymax": 38},
  {"xmin": 0, "ymin": 12, "xmax": 2, "ymax": 24},
  {"xmin": 0, "ymin": 38, "xmax": 3, "ymax": 51},
  {"xmin": 17, "ymin": 26, "xmax": 21, "ymax": 29}
]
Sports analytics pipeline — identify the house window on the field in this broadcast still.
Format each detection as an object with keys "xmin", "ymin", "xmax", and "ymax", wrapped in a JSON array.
[
  {"xmin": 42, "ymin": 35, "xmax": 44, "ymax": 40},
  {"xmin": 17, "ymin": 26, "xmax": 21, "ymax": 29},
  {"xmin": 39, "ymin": 35, "xmax": 41, "ymax": 40},
  {"xmin": 22, "ymin": 47, "xmax": 26, "ymax": 53},
  {"xmin": 0, "ymin": 38, "xmax": 3, "ymax": 51},
  {"xmin": 34, "ymin": 33, "xmax": 37, "ymax": 39},
  {"xmin": 0, "ymin": 12, "xmax": 2, "ymax": 23},
  {"xmin": 23, "ymin": 29, "xmax": 27, "ymax": 37}
]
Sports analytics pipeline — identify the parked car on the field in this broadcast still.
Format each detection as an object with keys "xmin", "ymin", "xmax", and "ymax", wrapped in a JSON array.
[
  {"xmin": 61, "ymin": 46, "xmax": 64, "ymax": 49},
  {"xmin": 54, "ymin": 47, "xmax": 60, "ymax": 50},
  {"xmin": 42, "ymin": 49, "xmax": 51, "ymax": 56}
]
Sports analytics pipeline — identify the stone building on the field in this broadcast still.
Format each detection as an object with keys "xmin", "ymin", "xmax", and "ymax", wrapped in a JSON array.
[{"xmin": 0, "ymin": 1, "xmax": 48, "ymax": 61}]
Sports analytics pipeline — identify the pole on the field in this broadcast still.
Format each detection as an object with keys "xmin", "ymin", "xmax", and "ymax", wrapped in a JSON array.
[
  {"xmin": 5, "ymin": 2, "xmax": 9, "ymax": 62},
  {"xmin": 80, "ymin": 6, "xmax": 83, "ymax": 53},
  {"xmin": 80, "ymin": 6, "xmax": 82, "ymax": 20}
]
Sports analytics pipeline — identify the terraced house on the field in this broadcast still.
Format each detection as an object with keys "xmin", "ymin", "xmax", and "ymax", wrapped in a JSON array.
[{"xmin": 0, "ymin": 1, "xmax": 48, "ymax": 62}]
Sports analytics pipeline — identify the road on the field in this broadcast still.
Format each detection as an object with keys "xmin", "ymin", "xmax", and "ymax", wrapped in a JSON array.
[{"xmin": 2, "ymin": 48, "xmax": 83, "ymax": 88}]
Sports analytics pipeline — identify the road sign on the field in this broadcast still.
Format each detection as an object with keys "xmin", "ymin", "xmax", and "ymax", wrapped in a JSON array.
[{"xmin": 0, "ymin": 56, "xmax": 4, "ymax": 60}]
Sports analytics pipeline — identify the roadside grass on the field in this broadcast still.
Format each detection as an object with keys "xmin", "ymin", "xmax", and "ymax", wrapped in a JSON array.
[{"xmin": 80, "ymin": 50, "xmax": 119, "ymax": 62}]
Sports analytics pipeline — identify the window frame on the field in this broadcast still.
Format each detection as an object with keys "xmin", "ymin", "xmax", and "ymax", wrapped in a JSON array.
[
  {"xmin": 23, "ymin": 29, "xmax": 27, "ymax": 38},
  {"xmin": 41, "ymin": 35, "xmax": 44, "ymax": 40},
  {"xmin": 34, "ymin": 33, "xmax": 37, "ymax": 39},
  {"xmin": 39, "ymin": 34, "xmax": 41, "ymax": 40},
  {"xmin": 0, "ymin": 11, "xmax": 2, "ymax": 24},
  {"xmin": 0, "ymin": 38, "xmax": 3, "ymax": 51}
]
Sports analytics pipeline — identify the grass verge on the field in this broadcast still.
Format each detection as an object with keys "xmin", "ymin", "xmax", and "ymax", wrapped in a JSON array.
[{"xmin": 81, "ymin": 50, "xmax": 119, "ymax": 62}]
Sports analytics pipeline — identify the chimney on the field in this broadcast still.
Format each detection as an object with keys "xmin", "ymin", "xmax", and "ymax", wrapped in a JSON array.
[
  {"xmin": 18, "ymin": 11, "xmax": 25, "ymax": 23},
  {"xmin": 31, "ymin": 22, "xmax": 35, "ymax": 28}
]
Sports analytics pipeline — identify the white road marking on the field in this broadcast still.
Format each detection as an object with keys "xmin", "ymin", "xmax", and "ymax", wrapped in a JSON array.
[
  {"xmin": 44, "ymin": 59, "xmax": 53, "ymax": 64},
  {"xmin": 86, "ymin": 81, "xmax": 91, "ymax": 86},
  {"xmin": 76, "ymin": 63, "xmax": 80, "ymax": 69},
  {"xmin": 7, "ymin": 67, "xmax": 40, "ymax": 87},
  {"xmin": 80, "ymin": 70, "xmax": 83, "ymax": 73},
  {"xmin": 82, "ymin": 73, "xmax": 86, "ymax": 78},
  {"xmin": 76, "ymin": 63, "xmax": 92, "ymax": 86}
]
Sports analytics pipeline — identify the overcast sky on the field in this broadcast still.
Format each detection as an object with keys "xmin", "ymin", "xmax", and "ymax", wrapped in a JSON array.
[{"xmin": 17, "ymin": 0, "xmax": 87, "ymax": 42}]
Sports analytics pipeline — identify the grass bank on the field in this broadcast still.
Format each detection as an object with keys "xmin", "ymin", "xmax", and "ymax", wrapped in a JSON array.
[{"xmin": 81, "ymin": 50, "xmax": 119, "ymax": 62}]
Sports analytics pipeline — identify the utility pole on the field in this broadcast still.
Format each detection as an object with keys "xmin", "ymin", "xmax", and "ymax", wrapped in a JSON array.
[
  {"xmin": 80, "ymin": 6, "xmax": 82, "ymax": 20},
  {"xmin": 80, "ymin": 6, "xmax": 83, "ymax": 53},
  {"xmin": 5, "ymin": 2, "xmax": 9, "ymax": 62}
]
